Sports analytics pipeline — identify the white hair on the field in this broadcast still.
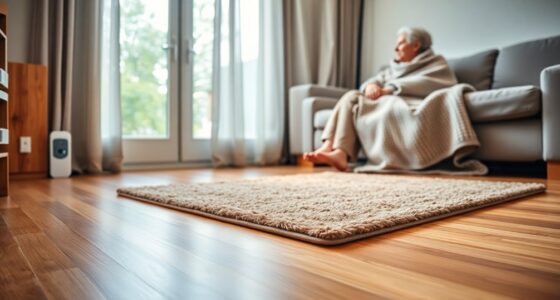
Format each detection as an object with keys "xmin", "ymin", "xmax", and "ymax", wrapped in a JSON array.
[{"xmin": 397, "ymin": 27, "xmax": 432, "ymax": 53}]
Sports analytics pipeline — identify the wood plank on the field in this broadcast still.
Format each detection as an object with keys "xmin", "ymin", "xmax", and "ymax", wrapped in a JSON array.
[
  {"xmin": 0, "ymin": 208, "xmax": 41, "ymax": 236},
  {"xmin": 11, "ymin": 192, "xmax": 166, "ymax": 299},
  {"xmin": 548, "ymin": 161, "xmax": 560, "ymax": 180},
  {"xmin": 38, "ymin": 268, "xmax": 105, "ymax": 300},
  {"xmin": 14, "ymin": 232, "xmax": 106, "ymax": 300},
  {"xmin": 42, "ymin": 199, "xmax": 300, "ymax": 299},
  {"xmin": 0, "ymin": 153, "xmax": 7, "ymax": 196},
  {"xmin": 18, "ymin": 174, "xmax": 394, "ymax": 298},
  {"xmin": 0, "ymin": 216, "xmax": 47, "ymax": 299},
  {"xmin": 48, "ymin": 186, "xmax": 377, "ymax": 299},
  {"xmin": 297, "ymin": 154, "xmax": 314, "ymax": 167},
  {"xmin": 1, "ymin": 166, "xmax": 559, "ymax": 299},
  {"xmin": 0, "ymin": 196, "xmax": 18, "ymax": 208},
  {"xmin": 14, "ymin": 232, "xmax": 75, "ymax": 274},
  {"xmin": 18, "ymin": 185, "xmax": 234, "ymax": 299}
]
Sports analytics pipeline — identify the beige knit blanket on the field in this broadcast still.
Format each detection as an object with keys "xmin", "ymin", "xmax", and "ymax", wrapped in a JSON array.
[
  {"xmin": 354, "ymin": 84, "xmax": 488, "ymax": 175},
  {"xmin": 360, "ymin": 49, "xmax": 458, "ymax": 98}
]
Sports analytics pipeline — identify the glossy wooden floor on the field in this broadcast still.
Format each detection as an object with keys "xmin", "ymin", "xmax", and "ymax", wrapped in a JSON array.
[{"xmin": 1, "ymin": 166, "xmax": 559, "ymax": 299}]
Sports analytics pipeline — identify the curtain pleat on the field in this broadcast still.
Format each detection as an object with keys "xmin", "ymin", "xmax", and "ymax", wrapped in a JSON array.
[
  {"xmin": 211, "ymin": 0, "xmax": 285, "ymax": 167},
  {"xmin": 28, "ymin": 0, "xmax": 123, "ymax": 174},
  {"xmin": 284, "ymin": 0, "xmax": 361, "ymax": 89}
]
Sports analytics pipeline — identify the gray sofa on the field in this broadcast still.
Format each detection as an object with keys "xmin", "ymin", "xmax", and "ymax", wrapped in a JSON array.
[{"xmin": 289, "ymin": 35, "xmax": 560, "ymax": 172}]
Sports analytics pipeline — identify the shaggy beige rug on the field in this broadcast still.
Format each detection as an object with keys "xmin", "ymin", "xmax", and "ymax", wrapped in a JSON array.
[{"xmin": 117, "ymin": 172, "xmax": 545, "ymax": 245}]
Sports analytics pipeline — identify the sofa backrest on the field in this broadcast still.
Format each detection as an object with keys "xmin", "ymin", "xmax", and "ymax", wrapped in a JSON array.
[
  {"xmin": 448, "ymin": 49, "xmax": 499, "ymax": 91},
  {"xmin": 492, "ymin": 35, "xmax": 560, "ymax": 89}
]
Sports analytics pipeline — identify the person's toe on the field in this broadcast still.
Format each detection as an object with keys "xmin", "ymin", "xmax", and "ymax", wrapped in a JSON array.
[{"xmin": 308, "ymin": 154, "xmax": 319, "ymax": 163}]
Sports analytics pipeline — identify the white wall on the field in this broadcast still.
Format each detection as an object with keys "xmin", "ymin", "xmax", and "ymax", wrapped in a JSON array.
[
  {"xmin": 2, "ymin": 0, "xmax": 560, "ymax": 80},
  {"xmin": 360, "ymin": 0, "xmax": 560, "ymax": 82},
  {"xmin": 0, "ymin": 0, "xmax": 32, "ymax": 63}
]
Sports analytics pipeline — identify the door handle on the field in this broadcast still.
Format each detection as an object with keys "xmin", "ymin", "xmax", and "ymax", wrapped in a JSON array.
[
  {"xmin": 162, "ymin": 42, "xmax": 178, "ymax": 62},
  {"xmin": 185, "ymin": 39, "xmax": 196, "ymax": 65}
]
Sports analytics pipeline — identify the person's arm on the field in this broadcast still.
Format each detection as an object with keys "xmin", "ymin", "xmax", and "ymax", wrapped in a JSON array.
[{"xmin": 359, "ymin": 68, "xmax": 390, "ymax": 93}]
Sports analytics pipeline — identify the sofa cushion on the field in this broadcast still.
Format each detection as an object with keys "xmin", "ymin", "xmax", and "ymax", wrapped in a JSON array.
[
  {"xmin": 473, "ymin": 118, "xmax": 542, "ymax": 161},
  {"xmin": 493, "ymin": 35, "xmax": 560, "ymax": 89},
  {"xmin": 313, "ymin": 86, "xmax": 540, "ymax": 129},
  {"xmin": 314, "ymin": 109, "xmax": 333, "ymax": 128},
  {"xmin": 448, "ymin": 49, "xmax": 499, "ymax": 90},
  {"xmin": 313, "ymin": 130, "xmax": 323, "ymax": 151},
  {"xmin": 465, "ymin": 85, "xmax": 541, "ymax": 123}
]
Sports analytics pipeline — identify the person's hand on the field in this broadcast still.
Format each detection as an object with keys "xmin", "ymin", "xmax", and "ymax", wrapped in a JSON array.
[
  {"xmin": 381, "ymin": 87, "xmax": 394, "ymax": 97},
  {"xmin": 365, "ymin": 84, "xmax": 394, "ymax": 100},
  {"xmin": 365, "ymin": 83, "xmax": 382, "ymax": 100}
]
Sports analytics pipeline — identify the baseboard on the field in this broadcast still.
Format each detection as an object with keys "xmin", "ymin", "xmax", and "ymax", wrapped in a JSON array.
[
  {"xmin": 123, "ymin": 161, "xmax": 212, "ymax": 171},
  {"xmin": 482, "ymin": 160, "xmax": 546, "ymax": 178},
  {"xmin": 10, "ymin": 172, "xmax": 48, "ymax": 180}
]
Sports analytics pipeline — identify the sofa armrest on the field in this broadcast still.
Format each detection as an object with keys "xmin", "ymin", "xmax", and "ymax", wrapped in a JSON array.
[
  {"xmin": 541, "ymin": 64, "xmax": 560, "ymax": 161},
  {"xmin": 289, "ymin": 84, "xmax": 350, "ymax": 154},
  {"xmin": 301, "ymin": 97, "xmax": 339, "ymax": 153}
]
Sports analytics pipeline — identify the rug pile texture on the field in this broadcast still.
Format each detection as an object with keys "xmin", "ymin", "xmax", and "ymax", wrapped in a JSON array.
[{"xmin": 117, "ymin": 172, "xmax": 545, "ymax": 245}]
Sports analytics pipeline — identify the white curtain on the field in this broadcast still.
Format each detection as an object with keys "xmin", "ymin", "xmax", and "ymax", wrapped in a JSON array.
[
  {"xmin": 72, "ymin": 0, "xmax": 123, "ymax": 173},
  {"xmin": 211, "ymin": 0, "xmax": 284, "ymax": 166},
  {"xmin": 100, "ymin": 0, "xmax": 123, "ymax": 171}
]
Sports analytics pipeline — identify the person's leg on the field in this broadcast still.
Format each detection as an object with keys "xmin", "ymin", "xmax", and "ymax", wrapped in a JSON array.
[
  {"xmin": 302, "ymin": 94, "xmax": 345, "ymax": 161},
  {"xmin": 305, "ymin": 91, "xmax": 361, "ymax": 171}
]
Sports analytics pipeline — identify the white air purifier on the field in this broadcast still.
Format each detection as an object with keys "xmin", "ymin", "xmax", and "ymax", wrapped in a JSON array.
[{"xmin": 49, "ymin": 131, "xmax": 72, "ymax": 178}]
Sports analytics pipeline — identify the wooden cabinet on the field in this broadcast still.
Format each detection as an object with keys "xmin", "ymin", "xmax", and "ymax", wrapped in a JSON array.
[
  {"xmin": 0, "ymin": 4, "xmax": 8, "ymax": 196},
  {"xmin": 8, "ymin": 63, "xmax": 48, "ymax": 177}
]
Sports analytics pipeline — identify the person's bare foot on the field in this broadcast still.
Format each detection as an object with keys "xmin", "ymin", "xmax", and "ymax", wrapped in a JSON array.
[
  {"xmin": 309, "ymin": 149, "xmax": 349, "ymax": 171},
  {"xmin": 303, "ymin": 141, "xmax": 333, "ymax": 161}
]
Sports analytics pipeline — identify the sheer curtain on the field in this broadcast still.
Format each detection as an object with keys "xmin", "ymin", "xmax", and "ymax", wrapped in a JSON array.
[
  {"xmin": 211, "ymin": 0, "xmax": 284, "ymax": 166},
  {"xmin": 100, "ymin": 0, "xmax": 123, "ymax": 171},
  {"xmin": 28, "ymin": 0, "xmax": 122, "ymax": 173}
]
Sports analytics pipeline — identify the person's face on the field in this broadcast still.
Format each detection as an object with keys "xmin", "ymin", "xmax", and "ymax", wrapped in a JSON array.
[{"xmin": 394, "ymin": 34, "xmax": 421, "ymax": 62}]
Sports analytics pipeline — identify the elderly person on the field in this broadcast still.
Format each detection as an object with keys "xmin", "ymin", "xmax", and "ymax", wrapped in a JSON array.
[{"xmin": 304, "ymin": 27, "xmax": 463, "ymax": 172}]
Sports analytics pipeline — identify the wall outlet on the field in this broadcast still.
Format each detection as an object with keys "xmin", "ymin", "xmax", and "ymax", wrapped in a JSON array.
[{"xmin": 20, "ymin": 136, "xmax": 32, "ymax": 153}]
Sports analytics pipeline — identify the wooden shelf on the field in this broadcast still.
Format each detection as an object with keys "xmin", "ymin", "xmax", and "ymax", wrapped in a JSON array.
[
  {"xmin": 8, "ymin": 63, "xmax": 48, "ymax": 177},
  {"xmin": 0, "ymin": 4, "xmax": 8, "ymax": 197},
  {"xmin": 0, "ymin": 68, "xmax": 7, "ymax": 90},
  {"xmin": 0, "ymin": 128, "xmax": 7, "ymax": 144}
]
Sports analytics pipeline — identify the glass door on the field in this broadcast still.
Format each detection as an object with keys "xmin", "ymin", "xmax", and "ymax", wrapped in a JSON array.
[
  {"xmin": 121, "ymin": 0, "xmax": 214, "ymax": 164},
  {"xmin": 121, "ymin": 0, "xmax": 180, "ymax": 163},
  {"xmin": 180, "ymin": 0, "xmax": 214, "ymax": 162}
]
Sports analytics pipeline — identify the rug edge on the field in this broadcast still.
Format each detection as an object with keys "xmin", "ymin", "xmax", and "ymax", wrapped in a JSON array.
[{"xmin": 116, "ymin": 187, "xmax": 545, "ymax": 246}]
